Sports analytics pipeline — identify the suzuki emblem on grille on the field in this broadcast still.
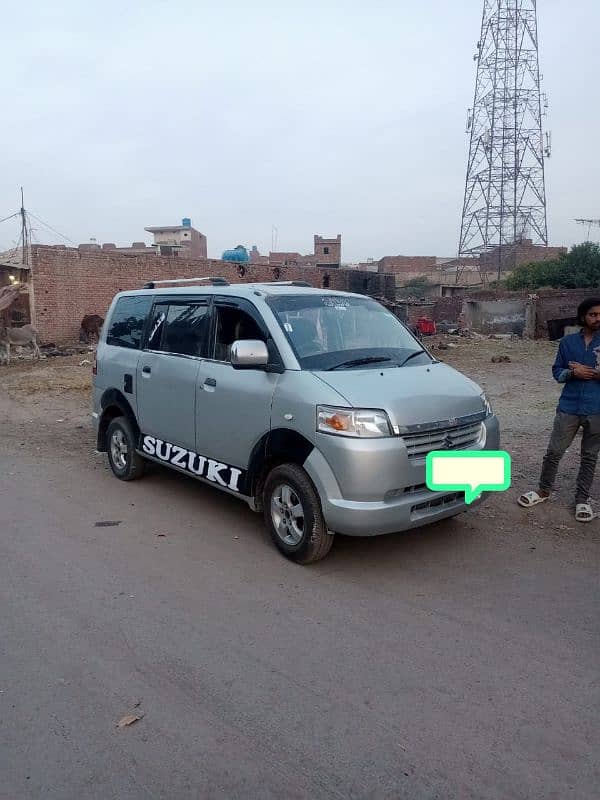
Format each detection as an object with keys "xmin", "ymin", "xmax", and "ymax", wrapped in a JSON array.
[{"xmin": 443, "ymin": 435, "xmax": 454, "ymax": 449}]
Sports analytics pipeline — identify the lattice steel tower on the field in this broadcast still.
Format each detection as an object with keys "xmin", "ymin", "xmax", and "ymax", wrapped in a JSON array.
[{"xmin": 458, "ymin": 0, "xmax": 550, "ymax": 274}]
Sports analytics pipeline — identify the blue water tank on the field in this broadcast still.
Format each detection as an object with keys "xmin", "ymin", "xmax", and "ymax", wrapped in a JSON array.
[
  {"xmin": 182, "ymin": 217, "xmax": 191, "ymax": 228},
  {"xmin": 222, "ymin": 245, "xmax": 250, "ymax": 263}
]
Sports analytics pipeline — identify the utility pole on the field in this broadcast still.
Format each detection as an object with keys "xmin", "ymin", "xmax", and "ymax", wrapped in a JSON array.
[
  {"xmin": 20, "ymin": 187, "xmax": 29, "ymax": 266},
  {"xmin": 458, "ymin": 0, "xmax": 550, "ymax": 283}
]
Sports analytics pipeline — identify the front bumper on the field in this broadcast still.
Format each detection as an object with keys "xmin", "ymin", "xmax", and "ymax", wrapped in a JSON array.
[{"xmin": 304, "ymin": 415, "xmax": 499, "ymax": 537}]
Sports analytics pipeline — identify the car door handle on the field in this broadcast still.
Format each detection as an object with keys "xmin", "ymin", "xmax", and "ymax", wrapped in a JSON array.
[
  {"xmin": 142, "ymin": 366, "xmax": 152, "ymax": 375},
  {"xmin": 203, "ymin": 377, "xmax": 217, "ymax": 388}
]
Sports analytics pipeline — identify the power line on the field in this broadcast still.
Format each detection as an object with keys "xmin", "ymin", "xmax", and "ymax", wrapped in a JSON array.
[
  {"xmin": 0, "ymin": 212, "xmax": 19, "ymax": 225},
  {"xmin": 27, "ymin": 211, "xmax": 76, "ymax": 245},
  {"xmin": 3, "ymin": 230, "xmax": 24, "ymax": 262},
  {"xmin": 575, "ymin": 218, "xmax": 600, "ymax": 240}
]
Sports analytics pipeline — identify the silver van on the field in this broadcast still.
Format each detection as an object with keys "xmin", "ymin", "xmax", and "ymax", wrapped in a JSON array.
[{"xmin": 93, "ymin": 278, "xmax": 499, "ymax": 563}]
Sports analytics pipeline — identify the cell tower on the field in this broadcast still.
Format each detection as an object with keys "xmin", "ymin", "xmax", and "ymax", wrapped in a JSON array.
[{"xmin": 458, "ymin": 0, "xmax": 550, "ymax": 279}]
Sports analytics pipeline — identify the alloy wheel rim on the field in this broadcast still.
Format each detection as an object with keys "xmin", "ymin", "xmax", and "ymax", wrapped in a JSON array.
[
  {"xmin": 270, "ymin": 483, "xmax": 305, "ymax": 546},
  {"xmin": 110, "ymin": 429, "xmax": 128, "ymax": 470}
]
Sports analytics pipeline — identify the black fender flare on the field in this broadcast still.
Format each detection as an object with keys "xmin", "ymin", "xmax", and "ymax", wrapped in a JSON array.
[
  {"xmin": 246, "ymin": 427, "xmax": 314, "ymax": 504},
  {"xmin": 96, "ymin": 389, "xmax": 140, "ymax": 451}
]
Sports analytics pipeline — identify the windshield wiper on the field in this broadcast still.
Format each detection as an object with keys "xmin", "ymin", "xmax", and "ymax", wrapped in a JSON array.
[
  {"xmin": 396, "ymin": 350, "xmax": 427, "ymax": 368},
  {"xmin": 328, "ymin": 356, "xmax": 392, "ymax": 371}
]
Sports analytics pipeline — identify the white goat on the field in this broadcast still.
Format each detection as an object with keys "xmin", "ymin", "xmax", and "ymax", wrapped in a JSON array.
[{"xmin": 0, "ymin": 324, "xmax": 41, "ymax": 364}]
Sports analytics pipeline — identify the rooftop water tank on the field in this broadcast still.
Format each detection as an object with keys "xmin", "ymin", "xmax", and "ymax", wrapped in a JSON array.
[
  {"xmin": 222, "ymin": 245, "xmax": 250, "ymax": 263},
  {"xmin": 182, "ymin": 217, "xmax": 191, "ymax": 228}
]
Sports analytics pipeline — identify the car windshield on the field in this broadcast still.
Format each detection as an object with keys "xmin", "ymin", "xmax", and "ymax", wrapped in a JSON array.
[{"xmin": 268, "ymin": 294, "xmax": 431, "ymax": 371}]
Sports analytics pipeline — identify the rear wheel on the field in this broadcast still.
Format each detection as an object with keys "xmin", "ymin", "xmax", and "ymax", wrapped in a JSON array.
[
  {"xmin": 106, "ymin": 416, "xmax": 145, "ymax": 481},
  {"xmin": 263, "ymin": 464, "xmax": 334, "ymax": 564}
]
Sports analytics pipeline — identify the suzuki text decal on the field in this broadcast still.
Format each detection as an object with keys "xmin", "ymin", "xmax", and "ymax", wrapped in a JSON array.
[{"xmin": 141, "ymin": 436, "xmax": 243, "ymax": 492}]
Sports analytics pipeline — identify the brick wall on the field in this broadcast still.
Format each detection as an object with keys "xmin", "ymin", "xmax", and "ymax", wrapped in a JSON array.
[
  {"xmin": 467, "ymin": 288, "xmax": 529, "ymax": 302},
  {"xmin": 401, "ymin": 304, "xmax": 435, "ymax": 324},
  {"xmin": 377, "ymin": 255, "xmax": 437, "ymax": 275},
  {"xmin": 432, "ymin": 288, "xmax": 592, "ymax": 338},
  {"xmin": 431, "ymin": 296, "xmax": 464, "ymax": 323},
  {"xmin": 533, "ymin": 289, "xmax": 595, "ymax": 339},
  {"xmin": 30, "ymin": 246, "xmax": 394, "ymax": 343},
  {"xmin": 479, "ymin": 241, "xmax": 567, "ymax": 273},
  {"xmin": 268, "ymin": 251, "xmax": 304, "ymax": 266}
]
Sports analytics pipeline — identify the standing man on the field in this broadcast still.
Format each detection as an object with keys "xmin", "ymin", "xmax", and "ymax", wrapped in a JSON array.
[{"xmin": 518, "ymin": 298, "xmax": 600, "ymax": 522}]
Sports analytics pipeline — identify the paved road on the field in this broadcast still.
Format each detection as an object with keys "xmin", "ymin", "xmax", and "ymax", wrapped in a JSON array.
[{"xmin": 1, "ymin": 448, "xmax": 598, "ymax": 799}]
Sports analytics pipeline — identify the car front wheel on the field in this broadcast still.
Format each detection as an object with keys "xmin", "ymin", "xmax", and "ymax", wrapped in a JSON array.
[{"xmin": 263, "ymin": 464, "xmax": 334, "ymax": 564}]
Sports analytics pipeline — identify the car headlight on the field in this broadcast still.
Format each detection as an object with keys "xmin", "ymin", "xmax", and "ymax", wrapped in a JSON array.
[
  {"xmin": 480, "ymin": 392, "xmax": 492, "ymax": 416},
  {"xmin": 317, "ymin": 405, "xmax": 392, "ymax": 438}
]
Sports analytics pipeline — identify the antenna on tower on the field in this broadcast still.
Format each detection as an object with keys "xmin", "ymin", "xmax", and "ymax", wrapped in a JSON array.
[{"xmin": 457, "ymin": 0, "xmax": 549, "ymax": 284}]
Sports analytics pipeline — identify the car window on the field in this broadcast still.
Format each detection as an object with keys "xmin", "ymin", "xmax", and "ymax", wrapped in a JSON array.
[
  {"xmin": 147, "ymin": 302, "xmax": 209, "ymax": 357},
  {"xmin": 212, "ymin": 304, "xmax": 265, "ymax": 362},
  {"xmin": 106, "ymin": 295, "xmax": 153, "ymax": 349},
  {"xmin": 268, "ymin": 294, "xmax": 429, "ymax": 370}
]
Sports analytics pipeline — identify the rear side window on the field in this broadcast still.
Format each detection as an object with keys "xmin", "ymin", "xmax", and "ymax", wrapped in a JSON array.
[
  {"xmin": 147, "ymin": 302, "xmax": 209, "ymax": 357},
  {"xmin": 106, "ymin": 296, "xmax": 152, "ymax": 349}
]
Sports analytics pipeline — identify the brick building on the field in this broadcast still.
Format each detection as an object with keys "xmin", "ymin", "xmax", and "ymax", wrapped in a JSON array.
[
  {"xmin": 382, "ymin": 242, "xmax": 567, "ymax": 289},
  {"xmin": 477, "ymin": 239, "xmax": 567, "ymax": 273},
  {"xmin": 250, "ymin": 233, "xmax": 342, "ymax": 268},
  {"xmin": 76, "ymin": 219, "xmax": 208, "ymax": 260},
  {"xmin": 144, "ymin": 219, "xmax": 207, "ymax": 259},
  {"xmin": 27, "ymin": 245, "xmax": 394, "ymax": 343},
  {"xmin": 248, "ymin": 245, "xmax": 270, "ymax": 266},
  {"xmin": 377, "ymin": 255, "xmax": 438, "ymax": 275},
  {"xmin": 266, "ymin": 251, "xmax": 306, "ymax": 267},
  {"xmin": 531, "ymin": 288, "xmax": 593, "ymax": 339},
  {"xmin": 313, "ymin": 234, "xmax": 341, "ymax": 267}
]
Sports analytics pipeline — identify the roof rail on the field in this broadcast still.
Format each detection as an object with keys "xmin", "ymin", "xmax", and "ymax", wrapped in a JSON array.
[
  {"xmin": 254, "ymin": 280, "xmax": 312, "ymax": 288},
  {"xmin": 142, "ymin": 276, "xmax": 229, "ymax": 289}
]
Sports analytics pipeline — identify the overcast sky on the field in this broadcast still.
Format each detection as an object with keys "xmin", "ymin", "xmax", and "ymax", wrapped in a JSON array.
[{"xmin": 1, "ymin": 0, "xmax": 598, "ymax": 262}]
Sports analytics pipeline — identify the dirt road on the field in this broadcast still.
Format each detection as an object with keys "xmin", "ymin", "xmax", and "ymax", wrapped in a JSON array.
[{"xmin": 0, "ymin": 341, "xmax": 598, "ymax": 799}]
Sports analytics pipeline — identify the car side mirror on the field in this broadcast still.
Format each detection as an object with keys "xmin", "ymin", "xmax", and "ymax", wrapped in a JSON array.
[{"xmin": 230, "ymin": 339, "xmax": 269, "ymax": 369}]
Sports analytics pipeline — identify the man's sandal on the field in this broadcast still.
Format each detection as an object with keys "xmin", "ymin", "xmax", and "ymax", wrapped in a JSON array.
[
  {"xmin": 517, "ymin": 491, "xmax": 549, "ymax": 508},
  {"xmin": 575, "ymin": 503, "xmax": 594, "ymax": 523}
]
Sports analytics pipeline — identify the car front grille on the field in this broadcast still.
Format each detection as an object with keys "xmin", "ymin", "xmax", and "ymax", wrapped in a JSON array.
[
  {"xmin": 411, "ymin": 492, "xmax": 464, "ymax": 515},
  {"xmin": 402, "ymin": 421, "xmax": 482, "ymax": 460}
]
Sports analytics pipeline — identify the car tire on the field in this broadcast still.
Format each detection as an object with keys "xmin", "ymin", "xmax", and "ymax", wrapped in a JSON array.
[
  {"xmin": 106, "ymin": 416, "xmax": 145, "ymax": 481},
  {"xmin": 263, "ymin": 463, "xmax": 334, "ymax": 564}
]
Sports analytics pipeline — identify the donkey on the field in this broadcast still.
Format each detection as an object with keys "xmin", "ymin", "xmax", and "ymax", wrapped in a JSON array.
[
  {"xmin": 79, "ymin": 314, "xmax": 104, "ymax": 344},
  {"xmin": 0, "ymin": 324, "xmax": 41, "ymax": 364}
]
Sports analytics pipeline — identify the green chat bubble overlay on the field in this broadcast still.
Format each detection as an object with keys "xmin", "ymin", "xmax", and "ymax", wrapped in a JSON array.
[{"xmin": 425, "ymin": 450, "xmax": 511, "ymax": 504}]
